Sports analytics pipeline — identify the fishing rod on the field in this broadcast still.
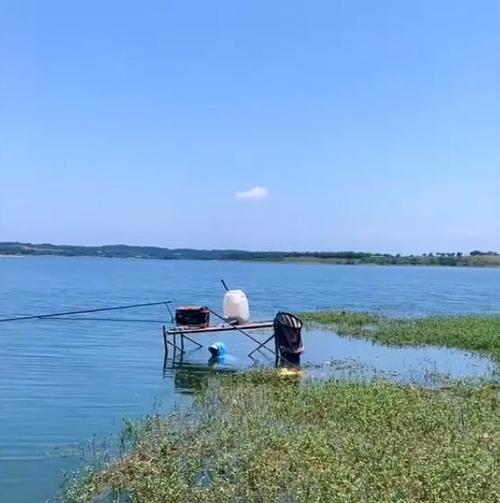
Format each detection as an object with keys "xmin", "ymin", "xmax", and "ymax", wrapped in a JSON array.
[
  {"xmin": 0, "ymin": 300, "xmax": 172, "ymax": 323},
  {"xmin": 36, "ymin": 316, "xmax": 172, "ymax": 324}
]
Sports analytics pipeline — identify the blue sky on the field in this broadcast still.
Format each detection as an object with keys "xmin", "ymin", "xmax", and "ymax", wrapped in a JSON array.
[{"xmin": 1, "ymin": 1, "xmax": 498, "ymax": 253}]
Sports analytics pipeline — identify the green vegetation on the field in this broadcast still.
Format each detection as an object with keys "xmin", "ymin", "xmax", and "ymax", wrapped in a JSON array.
[
  {"xmin": 63, "ymin": 314, "xmax": 500, "ymax": 502},
  {"xmin": 63, "ymin": 372, "xmax": 499, "ymax": 503},
  {"xmin": 299, "ymin": 310, "xmax": 381, "ymax": 335},
  {"xmin": 299, "ymin": 311, "xmax": 500, "ymax": 361},
  {"xmin": 2, "ymin": 242, "xmax": 500, "ymax": 267}
]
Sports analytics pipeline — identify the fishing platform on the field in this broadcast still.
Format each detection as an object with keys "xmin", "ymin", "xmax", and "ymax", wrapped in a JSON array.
[
  {"xmin": 163, "ymin": 290, "xmax": 304, "ymax": 366},
  {"xmin": 163, "ymin": 320, "xmax": 275, "ymax": 359}
]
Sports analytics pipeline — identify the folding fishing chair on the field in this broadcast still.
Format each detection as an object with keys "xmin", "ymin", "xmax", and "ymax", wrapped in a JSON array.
[
  {"xmin": 273, "ymin": 311, "xmax": 303, "ymax": 364},
  {"xmin": 248, "ymin": 311, "xmax": 303, "ymax": 363}
]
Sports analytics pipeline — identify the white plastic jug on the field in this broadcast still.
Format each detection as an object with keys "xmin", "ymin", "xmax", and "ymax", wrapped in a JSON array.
[{"xmin": 223, "ymin": 289, "xmax": 250, "ymax": 324}]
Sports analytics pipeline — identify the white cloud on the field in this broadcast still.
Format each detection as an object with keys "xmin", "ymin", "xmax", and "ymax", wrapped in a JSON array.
[{"xmin": 234, "ymin": 186, "xmax": 269, "ymax": 201}]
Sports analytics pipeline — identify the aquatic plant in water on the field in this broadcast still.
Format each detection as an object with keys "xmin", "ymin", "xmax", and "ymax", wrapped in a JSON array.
[
  {"xmin": 62, "ymin": 371, "xmax": 499, "ymax": 503},
  {"xmin": 300, "ymin": 310, "xmax": 500, "ymax": 361}
]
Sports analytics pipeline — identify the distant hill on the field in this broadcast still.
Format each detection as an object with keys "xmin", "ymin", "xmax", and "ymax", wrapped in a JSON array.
[{"xmin": 1, "ymin": 242, "xmax": 499, "ymax": 267}]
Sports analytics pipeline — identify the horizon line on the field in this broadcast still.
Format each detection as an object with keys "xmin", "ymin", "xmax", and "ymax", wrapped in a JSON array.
[{"xmin": 0, "ymin": 241, "xmax": 497, "ymax": 257}]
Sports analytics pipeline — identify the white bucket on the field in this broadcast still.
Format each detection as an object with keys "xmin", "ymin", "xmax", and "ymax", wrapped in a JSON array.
[{"xmin": 223, "ymin": 289, "xmax": 250, "ymax": 324}]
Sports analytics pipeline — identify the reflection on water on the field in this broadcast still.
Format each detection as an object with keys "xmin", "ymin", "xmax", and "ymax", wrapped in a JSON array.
[
  {"xmin": 1, "ymin": 257, "xmax": 499, "ymax": 503},
  {"xmin": 163, "ymin": 357, "xmax": 237, "ymax": 394}
]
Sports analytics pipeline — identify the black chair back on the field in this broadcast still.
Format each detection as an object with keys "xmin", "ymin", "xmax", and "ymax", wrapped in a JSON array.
[{"xmin": 273, "ymin": 311, "xmax": 303, "ymax": 355}]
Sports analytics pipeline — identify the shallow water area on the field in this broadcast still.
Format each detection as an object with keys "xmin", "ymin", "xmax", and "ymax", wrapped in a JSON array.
[
  {"xmin": 159, "ymin": 327, "xmax": 496, "ymax": 390},
  {"xmin": 301, "ymin": 329, "xmax": 496, "ymax": 385}
]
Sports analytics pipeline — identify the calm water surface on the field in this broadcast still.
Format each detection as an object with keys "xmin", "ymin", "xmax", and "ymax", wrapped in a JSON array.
[{"xmin": 1, "ymin": 257, "xmax": 499, "ymax": 502}]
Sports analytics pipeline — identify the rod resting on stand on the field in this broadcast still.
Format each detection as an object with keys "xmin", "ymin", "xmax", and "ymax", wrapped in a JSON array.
[{"xmin": 0, "ymin": 300, "xmax": 173, "ymax": 323}]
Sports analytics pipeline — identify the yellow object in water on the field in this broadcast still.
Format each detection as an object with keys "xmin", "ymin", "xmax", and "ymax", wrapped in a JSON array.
[{"xmin": 276, "ymin": 368, "xmax": 303, "ymax": 378}]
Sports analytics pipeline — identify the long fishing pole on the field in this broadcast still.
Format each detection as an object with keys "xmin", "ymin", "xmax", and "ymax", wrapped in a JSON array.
[
  {"xmin": 35, "ymin": 316, "xmax": 172, "ymax": 324},
  {"xmin": 0, "ymin": 300, "xmax": 172, "ymax": 323}
]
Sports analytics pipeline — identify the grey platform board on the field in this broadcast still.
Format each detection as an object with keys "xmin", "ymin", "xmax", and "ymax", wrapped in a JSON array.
[{"xmin": 166, "ymin": 321, "xmax": 273, "ymax": 335}]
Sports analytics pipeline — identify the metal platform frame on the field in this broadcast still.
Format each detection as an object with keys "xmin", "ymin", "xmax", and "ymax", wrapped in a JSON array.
[{"xmin": 162, "ymin": 321, "xmax": 276, "ymax": 360}]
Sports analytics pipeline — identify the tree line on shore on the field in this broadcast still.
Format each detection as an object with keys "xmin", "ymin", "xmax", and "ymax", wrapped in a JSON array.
[{"xmin": 1, "ymin": 242, "xmax": 499, "ymax": 267}]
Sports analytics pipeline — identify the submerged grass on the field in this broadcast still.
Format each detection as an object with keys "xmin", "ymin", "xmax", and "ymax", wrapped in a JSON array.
[
  {"xmin": 63, "ymin": 372, "xmax": 499, "ymax": 503},
  {"xmin": 372, "ymin": 316, "xmax": 500, "ymax": 362},
  {"xmin": 299, "ymin": 310, "xmax": 381, "ymax": 335},
  {"xmin": 300, "ymin": 310, "xmax": 500, "ymax": 361}
]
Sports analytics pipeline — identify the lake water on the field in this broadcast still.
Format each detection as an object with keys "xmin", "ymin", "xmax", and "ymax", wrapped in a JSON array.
[{"xmin": 1, "ymin": 257, "xmax": 499, "ymax": 502}]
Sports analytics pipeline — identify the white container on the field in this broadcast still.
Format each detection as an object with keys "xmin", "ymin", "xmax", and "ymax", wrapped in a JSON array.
[{"xmin": 223, "ymin": 289, "xmax": 250, "ymax": 324}]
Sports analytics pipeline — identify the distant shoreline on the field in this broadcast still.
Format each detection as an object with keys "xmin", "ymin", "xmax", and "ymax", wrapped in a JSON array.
[{"xmin": 1, "ymin": 242, "xmax": 499, "ymax": 268}]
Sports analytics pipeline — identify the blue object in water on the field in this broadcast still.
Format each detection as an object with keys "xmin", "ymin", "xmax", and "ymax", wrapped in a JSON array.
[{"xmin": 208, "ymin": 341, "xmax": 226, "ymax": 357}]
